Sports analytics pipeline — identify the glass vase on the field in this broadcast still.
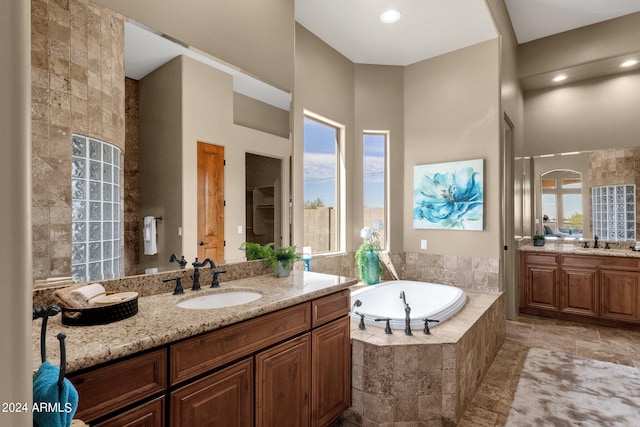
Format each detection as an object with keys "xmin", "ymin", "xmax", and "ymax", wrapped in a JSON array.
[{"xmin": 362, "ymin": 249, "xmax": 380, "ymax": 285}]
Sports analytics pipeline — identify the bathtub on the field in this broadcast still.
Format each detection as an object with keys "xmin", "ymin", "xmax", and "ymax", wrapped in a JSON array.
[{"xmin": 350, "ymin": 280, "xmax": 467, "ymax": 331}]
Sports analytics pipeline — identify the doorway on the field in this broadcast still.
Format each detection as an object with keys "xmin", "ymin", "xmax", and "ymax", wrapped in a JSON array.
[
  {"xmin": 245, "ymin": 153, "xmax": 282, "ymax": 246},
  {"xmin": 501, "ymin": 114, "xmax": 517, "ymax": 319},
  {"xmin": 197, "ymin": 142, "xmax": 225, "ymax": 264}
]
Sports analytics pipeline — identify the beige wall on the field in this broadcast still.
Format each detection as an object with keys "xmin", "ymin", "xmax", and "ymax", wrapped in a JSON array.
[
  {"xmin": 519, "ymin": 12, "xmax": 640, "ymax": 79},
  {"xmin": 137, "ymin": 57, "xmax": 183, "ymax": 271},
  {"xmin": 181, "ymin": 56, "xmax": 291, "ymax": 264},
  {"xmin": 354, "ymin": 64, "xmax": 405, "ymax": 251},
  {"xmin": 1, "ymin": 0, "xmax": 32, "ymax": 419},
  {"xmin": 523, "ymin": 71, "xmax": 640, "ymax": 157},
  {"xmin": 137, "ymin": 55, "xmax": 292, "ymax": 269},
  {"xmin": 95, "ymin": 0, "xmax": 295, "ymax": 92},
  {"xmin": 403, "ymin": 39, "xmax": 502, "ymax": 259},
  {"xmin": 293, "ymin": 24, "xmax": 356, "ymax": 251}
]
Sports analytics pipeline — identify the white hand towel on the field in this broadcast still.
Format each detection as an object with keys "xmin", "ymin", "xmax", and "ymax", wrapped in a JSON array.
[
  {"xmin": 143, "ymin": 216, "xmax": 158, "ymax": 255},
  {"xmin": 69, "ymin": 283, "xmax": 106, "ymax": 308}
]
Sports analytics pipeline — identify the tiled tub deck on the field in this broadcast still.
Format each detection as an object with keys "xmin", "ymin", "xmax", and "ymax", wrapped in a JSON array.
[{"xmin": 346, "ymin": 290, "xmax": 505, "ymax": 426}]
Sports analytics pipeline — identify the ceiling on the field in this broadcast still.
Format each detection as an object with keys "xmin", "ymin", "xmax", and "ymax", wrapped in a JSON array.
[{"xmin": 125, "ymin": 0, "xmax": 640, "ymax": 106}]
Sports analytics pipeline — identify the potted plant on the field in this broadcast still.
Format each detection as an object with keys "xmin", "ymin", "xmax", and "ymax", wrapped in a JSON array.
[
  {"xmin": 355, "ymin": 220, "xmax": 383, "ymax": 285},
  {"xmin": 239, "ymin": 242, "xmax": 272, "ymax": 261},
  {"xmin": 532, "ymin": 232, "xmax": 545, "ymax": 246},
  {"xmin": 264, "ymin": 245, "xmax": 301, "ymax": 277}
]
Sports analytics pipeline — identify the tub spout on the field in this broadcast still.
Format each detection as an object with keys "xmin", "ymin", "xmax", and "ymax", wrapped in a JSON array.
[{"xmin": 400, "ymin": 291, "xmax": 412, "ymax": 336}]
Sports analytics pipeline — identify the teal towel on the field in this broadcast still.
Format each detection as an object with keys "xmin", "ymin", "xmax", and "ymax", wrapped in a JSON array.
[{"xmin": 32, "ymin": 361, "xmax": 79, "ymax": 427}]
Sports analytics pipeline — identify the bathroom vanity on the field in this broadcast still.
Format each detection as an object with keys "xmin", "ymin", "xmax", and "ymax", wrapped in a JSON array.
[
  {"xmin": 33, "ymin": 271, "xmax": 355, "ymax": 427},
  {"xmin": 519, "ymin": 245, "xmax": 640, "ymax": 325}
]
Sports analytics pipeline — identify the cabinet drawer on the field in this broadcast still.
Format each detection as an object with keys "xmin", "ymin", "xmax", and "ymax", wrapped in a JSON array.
[
  {"xmin": 524, "ymin": 252, "xmax": 558, "ymax": 265},
  {"xmin": 312, "ymin": 289, "xmax": 350, "ymax": 327},
  {"xmin": 92, "ymin": 396, "xmax": 165, "ymax": 427},
  {"xmin": 561, "ymin": 255, "xmax": 602, "ymax": 269},
  {"xmin": 70, "ymin": 349, "xmax": 166, "ymax": 422},
  {"xmin": 171, "ymin": 302, "xmax": 311, "ymax": 384}
]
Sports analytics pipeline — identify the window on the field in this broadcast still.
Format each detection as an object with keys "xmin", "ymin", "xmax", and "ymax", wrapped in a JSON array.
[
  {"xmin": 71, "ymin": 135, "xmax": 122, "ymax": 282},
  {"xmin": 363, "ymin": 132, "xmax": 387, "ymax": 249},
  {"xmin": 303, "ymin": 114, "xmax": 342, "ymax": 254},
  {"xmin": 592, "ymin": 185, "xmax": 636, "ymax": 241}
]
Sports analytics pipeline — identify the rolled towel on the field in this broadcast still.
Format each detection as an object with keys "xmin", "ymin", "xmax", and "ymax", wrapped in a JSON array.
[
  {"xmin": 32, "ymin": 361, "xmax": 79, "ymax": 427},
  {"xmin": 69, "ymin": 283, "xmax": 106, "ymax": 308}
]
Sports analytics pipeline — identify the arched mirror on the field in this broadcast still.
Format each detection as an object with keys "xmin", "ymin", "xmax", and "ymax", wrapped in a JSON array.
[{"xmin": 540, "ymin": 170, "xmax": 583, "ymax": 238}]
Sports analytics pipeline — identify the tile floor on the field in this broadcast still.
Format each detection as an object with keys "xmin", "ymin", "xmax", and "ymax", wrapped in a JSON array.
[
  {"xmin": 335, "ymin": 314, "xmax": 640, "ymax": 426},
  {"xmin": 459, "ymin": 314, "xmax": 640, "ymax": 427}
]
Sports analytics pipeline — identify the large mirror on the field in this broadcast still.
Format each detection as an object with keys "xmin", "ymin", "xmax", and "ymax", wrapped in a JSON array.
[
  {"xmin": 32, "ymin": 1, "xmax": 294, "ymax": 288},
  {"xmin": 530, "ymin": 147, "xmax": 639, "ymax": 242}
]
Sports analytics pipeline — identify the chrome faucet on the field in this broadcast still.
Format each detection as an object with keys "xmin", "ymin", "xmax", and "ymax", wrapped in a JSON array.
[{"xmin": 400, "ymin": 291, "xmax": 412, "ymax": 336}]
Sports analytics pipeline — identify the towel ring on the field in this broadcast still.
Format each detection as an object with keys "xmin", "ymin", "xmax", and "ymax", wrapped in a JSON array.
[{"xmin": 33, "ymin": 305, "xmax": 67, "ymax": 388}]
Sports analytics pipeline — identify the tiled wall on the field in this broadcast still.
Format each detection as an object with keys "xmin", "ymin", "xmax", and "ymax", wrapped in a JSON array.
[
  {"xmin": 123, "ymin": 78, "xmax": 140, "ymax": 276},
  {"xmin": 589, "ymin": 147, "xmax": 640, "ymax": 240},
  {"xmin": 31, "ymin": 0, "xmax": 126, "ymax": 280},
  {"xmin": 308, "ymin": 251, "xmax": 500, "ymax": 291}
]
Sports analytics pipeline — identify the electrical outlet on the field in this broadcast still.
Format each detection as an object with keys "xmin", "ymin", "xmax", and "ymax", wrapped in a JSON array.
[
  {"xmin": 420, "ymin": 239, "xmax": 427, "ymax": 250},
  {"xmin": 237, "ymin": 225, "xmax": 243, "ymax": 234}
]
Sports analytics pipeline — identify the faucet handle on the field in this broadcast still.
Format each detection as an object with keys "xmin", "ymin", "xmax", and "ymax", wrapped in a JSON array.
[
  {"xmin": 163, "ymin": 277, "xmax": 184, "ymax": 295},
  {"xmin": 374, "ymin": 318, "xmax": 392, "ymax": 334},
  {"xmin": 422, "ymin": 318, "xmax": 440, "ymax": 335},
  {"xmin": 210, "ymin": 270, "xmax": 227, "ymax": 288}
]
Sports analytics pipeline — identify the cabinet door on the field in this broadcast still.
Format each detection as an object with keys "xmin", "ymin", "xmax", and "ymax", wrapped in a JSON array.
[
  {"xmin": 93, "ymin": 396, "xmax": 164, "ymax": 427},
  {"xmin": 170, "ymin": 358, "xmax": 253, "ymax": 427},
  {"xmin": 256, "ymin": 334, "xmax": 311, "ymax": 427},
  {"xmin": 561, "ymin": 268, "xmax": 598, "ymax": 317},
  {"xmin": 600, "ymin": 270, "xmax": 639, "ymax": 322},
  {"xmin": 525, "ymin": 264, "xmax": 559, "ymax": 310},
  {"xmin": 312, "ymin": 317, "xmax": 350, "ymax": 427}
]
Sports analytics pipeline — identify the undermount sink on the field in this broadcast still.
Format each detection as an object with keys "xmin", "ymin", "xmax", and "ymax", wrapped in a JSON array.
[{"xmin": 177, "ymin": 291, "xmax": 262, "ymax": 309}]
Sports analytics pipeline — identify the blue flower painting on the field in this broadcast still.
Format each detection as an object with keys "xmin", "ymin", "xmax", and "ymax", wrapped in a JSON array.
[{"xmin": 413, "ymin": 159, "xmax": 484, "ymax": 230}]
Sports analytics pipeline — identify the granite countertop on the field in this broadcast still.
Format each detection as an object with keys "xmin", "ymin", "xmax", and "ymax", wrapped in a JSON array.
[
  {"xmin": 32, "ymin": 270, "xmax": 357, "ymax": 374},
  {"xmin": 520, "ymin": 242, "xmax": 640, "ymax": 258}
]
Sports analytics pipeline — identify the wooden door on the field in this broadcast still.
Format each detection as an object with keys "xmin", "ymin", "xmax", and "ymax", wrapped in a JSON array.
[
  {"xmin": 256, "ymin": 334, "xmax": 311, "ymax": 427},
  {"xmin": 197, "ymin": 142, "xmax": 225, "ymax": 264},
  {"xmin": 170, "ymin": 358, "xmax": 253, "ymax": 427},
  {"xmin": 312, "ymin": 317, "xmax": 350, "ymax": 427}
]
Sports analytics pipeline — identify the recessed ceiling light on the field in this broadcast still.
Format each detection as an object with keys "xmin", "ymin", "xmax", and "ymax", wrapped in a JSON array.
[
  {"xmin": 552, "ymin": 75, "xmax": 567, "ymax": 82},
  {"xmin": 380, "ymin": 9, "xmax": 401, "ymax": 24},
  {"xmin": 621, "ymin": 60, "xmax": 638, "ymax": 68}
]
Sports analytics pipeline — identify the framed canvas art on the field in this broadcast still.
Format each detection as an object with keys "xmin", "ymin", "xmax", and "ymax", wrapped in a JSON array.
[{"xmin": 413, "ymin": 159, "xmax": 484, "ymax": 230}]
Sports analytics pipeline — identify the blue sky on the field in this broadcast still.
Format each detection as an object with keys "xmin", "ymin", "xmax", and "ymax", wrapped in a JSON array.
[{"xmin": 303, "ymin": 118, "xmax": 385, "ymax": 208}]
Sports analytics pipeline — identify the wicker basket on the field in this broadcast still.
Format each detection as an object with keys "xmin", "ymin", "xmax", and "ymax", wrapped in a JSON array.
[{"xmin": 61, "ymin": 296, "xmax": 138, "ymax": 326}]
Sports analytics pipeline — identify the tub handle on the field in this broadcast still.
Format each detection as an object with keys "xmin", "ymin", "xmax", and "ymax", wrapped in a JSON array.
[
  {"xmin": 422, "ymin": 318, "xmax": 440, "ymax": 335},
  {"xmin": 354, "ymin": 312, "xmax": 366, "ymax": 330},
  {"xmin": 374, "ymin": 318, "xmax": 392, "ymax": 334}
]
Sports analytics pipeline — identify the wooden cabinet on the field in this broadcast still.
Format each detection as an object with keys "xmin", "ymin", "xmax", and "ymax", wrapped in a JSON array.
[
  {"xmin": 561, "ymin": 267, "xmax": 598, "ymax": 317},
  {"xmin": 312, "ymin": 317, "xmax": 351, "ymax": 427},
  {"xmin": 69, "ymin": 349, "xmax": 166, "ymax": 423},
  {"xmin": 71, "ymin": 290, "xmax": 350, "ymax": 427},
  {"xmin": 92, "ymin": 397, "xmax": 165, "ymax": 427},
  {"xmin": 520, "ymin": 252, "xmax": 558, "ymax": 310},
  {"xmin": 520, "ymin": 249, "xmax": 640, "ymax": 326},
  {"xmin": 171, "ymin": 358, "xmax": 253, "ymax": 427},
  {"xmin": 600, "ymin": 269, "xmax": 639, "ymax": 322},
  {"xmin": 256, "ymin": 334, "xmax": 311, "ymax": 427}
]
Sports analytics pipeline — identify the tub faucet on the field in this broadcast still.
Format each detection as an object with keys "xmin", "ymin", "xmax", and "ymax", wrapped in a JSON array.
[{"xmin": 400, "ymin": 291, "xmax": 413, "ymax": 336}]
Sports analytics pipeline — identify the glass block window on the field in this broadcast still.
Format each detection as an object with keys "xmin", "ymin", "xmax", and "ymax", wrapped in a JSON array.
[
  {"xmin": 71, "ymin": 135, "xmax": 122, "ymax": 282},
  {"xmin": 592, "ymin": 185, "xmax": 636, "ymax": 241}
]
